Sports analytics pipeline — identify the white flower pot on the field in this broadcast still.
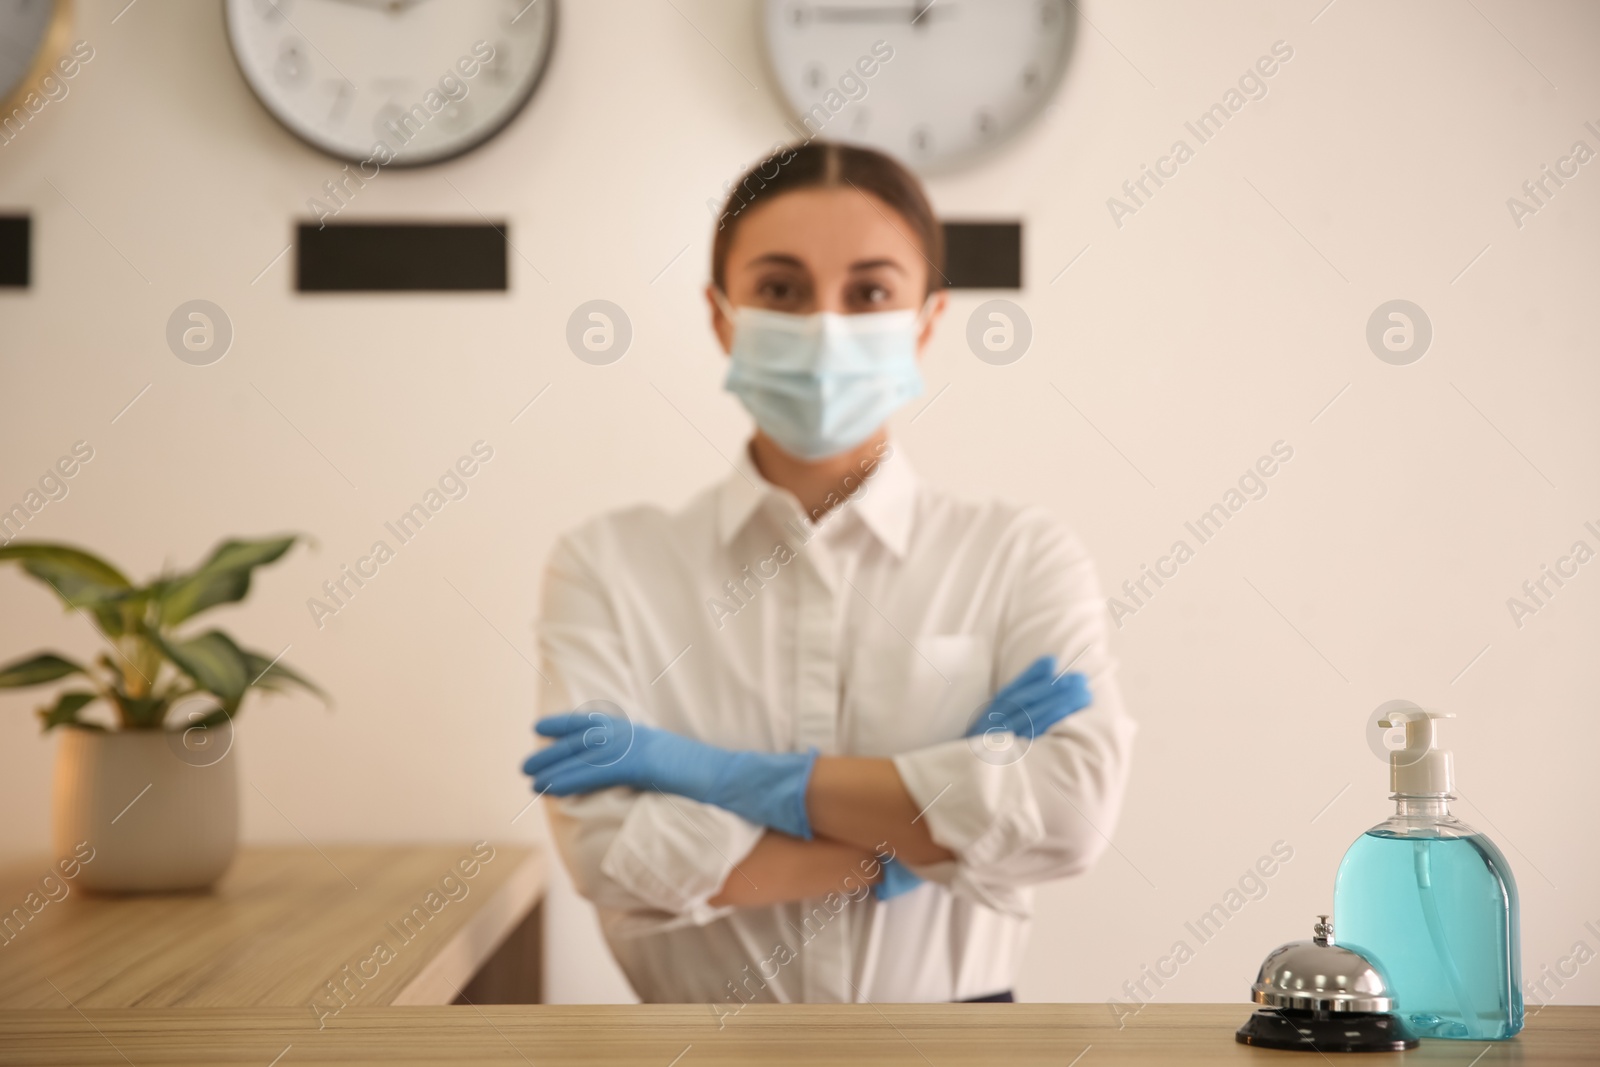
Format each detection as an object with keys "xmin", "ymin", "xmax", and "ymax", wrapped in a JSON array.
[{"xmin": 53, "ymin": 726, "xmax": 239, "ymax": 893}]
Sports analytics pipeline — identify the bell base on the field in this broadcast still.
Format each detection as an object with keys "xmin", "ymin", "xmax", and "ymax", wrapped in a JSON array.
[{"xmin": 1236, "ymin": 1008, "xmax": 1420, "ymax": 1052}]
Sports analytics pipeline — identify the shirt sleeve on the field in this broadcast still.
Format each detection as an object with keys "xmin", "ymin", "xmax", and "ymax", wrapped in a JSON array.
[
  {"xmin": 891, "ymin": 510, "xmax": 1137, "ymax": 918},
  {"xmin": 537, "ymin": 529, "xmax": 765, "ymax": 932}
]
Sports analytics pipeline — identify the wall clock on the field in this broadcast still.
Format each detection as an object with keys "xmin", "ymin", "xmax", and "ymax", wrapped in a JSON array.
[
  {"xmin": 224, "ymin": 0, "xmax": 556, "ymax": 167},
  {"xmin": 0, "ymin": 0, "xmax": 73, "ymax": 115},
  {"xmin": 762, "ymin": 0, "xmax": 1075, "ymax": 174}
]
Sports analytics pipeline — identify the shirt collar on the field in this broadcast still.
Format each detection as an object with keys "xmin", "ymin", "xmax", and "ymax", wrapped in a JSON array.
[{"xmin": 716, "ymin": 441, "xmax": 917, "ymax": 559}]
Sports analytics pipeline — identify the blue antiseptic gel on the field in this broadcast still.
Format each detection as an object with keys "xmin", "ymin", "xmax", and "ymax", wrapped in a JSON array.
[{"xmin": 1334, "ymin": 711, "xmax": 1522, "ymax": 1040}]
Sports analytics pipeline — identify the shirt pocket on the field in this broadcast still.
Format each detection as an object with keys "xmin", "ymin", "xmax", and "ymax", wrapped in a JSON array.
[{"xmin": 845, "ymin": 633, "xmax": 994, "ymax": 756}]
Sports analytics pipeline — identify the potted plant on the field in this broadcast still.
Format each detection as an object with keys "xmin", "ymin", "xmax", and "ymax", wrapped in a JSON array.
[{"xmin": 0, "ymin": 537, "xmax": 322, "ymax": 892}]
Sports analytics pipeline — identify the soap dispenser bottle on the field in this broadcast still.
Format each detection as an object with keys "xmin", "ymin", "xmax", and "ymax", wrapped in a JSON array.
[{"xmin": 1333, "ymin": 710, "xmax": 1522, "ymax": 1040}]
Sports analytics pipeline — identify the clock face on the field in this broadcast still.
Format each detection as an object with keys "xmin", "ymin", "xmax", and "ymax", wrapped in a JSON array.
[
  {"xmin": 762, "ymin": 0, "xmax": 1075, "ymax": 174},
  {"xmin": 0, "ymin": 0, "xmax": 69, "ymax": 112},
  {"xmin": 224, "ymin": 0, "xmax": 556, "ymax": 167}
]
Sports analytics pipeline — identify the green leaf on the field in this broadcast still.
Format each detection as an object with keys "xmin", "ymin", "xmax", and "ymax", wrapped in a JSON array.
[
  {"xmin": 0, "ymin": 652, "xmax": 87, "ymax": 688},
  {"xmin": 81, "ymin": 586, "xmax": 158, "ymax": 638},
  {"xmin": 0, "ymin": 544, "xmax": 132, "ymax": 627},
  {"xmin": 153, "ymin": 629, "xmax": 251, "ymax": 704},
  {"xmin": 110, "ymin": 691, "xmax": 171, "ymax": 730},
  {"xmin": 159, "ymin": 536, "xmax": 298, "ymax": 626},
  {"xmin": 241, "ymin": 648, "xmax": 326, "ymax": 700},
  {"xmin": 38, "ymin": 690, "xmax": 99, "ymax": 730}
]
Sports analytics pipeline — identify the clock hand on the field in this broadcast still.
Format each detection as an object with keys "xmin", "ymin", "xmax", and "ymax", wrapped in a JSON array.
[{"xmin": 809, "ymin": 4, "xmax": 954, "ymax": 24}]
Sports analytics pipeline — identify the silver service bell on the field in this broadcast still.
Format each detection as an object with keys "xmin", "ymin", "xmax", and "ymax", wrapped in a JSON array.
[{"xmin": 1235, "ymin": 916, "xmax": 1419, "ymax": 1052}]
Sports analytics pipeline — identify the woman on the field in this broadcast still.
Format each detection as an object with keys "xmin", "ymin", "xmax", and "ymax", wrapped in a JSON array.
[{"xmin": 523, "ymin": 141, "xmax": 1135, "ymax": 1006}]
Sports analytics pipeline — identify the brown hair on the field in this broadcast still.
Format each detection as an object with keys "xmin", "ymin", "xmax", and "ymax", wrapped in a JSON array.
[{"xmin": 710, "ymin": 141, "xmax": 946, "ymax": 296}]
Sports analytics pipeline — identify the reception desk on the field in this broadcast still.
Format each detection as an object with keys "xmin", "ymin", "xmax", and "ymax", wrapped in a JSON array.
[
  {"xmin": 0, "ymin": 843, "xmax": 546, "ymax": 1013},
  {"xmin": 2, "ymin": 1004, "xmax": 1595, "ymax": 1065},
  {"xmin": 0, "ymin": 845, "xmax": 1592, "ymax": 1065}
]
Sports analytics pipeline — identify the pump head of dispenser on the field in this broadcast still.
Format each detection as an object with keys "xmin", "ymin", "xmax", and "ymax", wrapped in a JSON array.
[
  {"xmin": 1379, "ymin": 708, "xmax": 1455, "ymax": 795},
  {"xmin": 1236, "ymin": 916, "xmax": 1420, "ymax": 1052}
]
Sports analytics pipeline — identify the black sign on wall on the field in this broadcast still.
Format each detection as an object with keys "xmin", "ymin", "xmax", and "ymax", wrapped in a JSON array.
[
  {"xmin": 296, "ymin": 222, "xmax": 509, "ymax": 292},
  {"xmin": 941, "ymin": 221, "xmax": 1023, "ymax": 289},
  {"xmin": 292, "ymin": 220, "xmax": 1012, "ymax": 293},
  {"xmin": 0, "ymin": 216, "xmax": 29, "ymax": 287}
]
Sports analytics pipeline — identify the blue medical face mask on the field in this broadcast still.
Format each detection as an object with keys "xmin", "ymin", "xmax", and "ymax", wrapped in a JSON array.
[{"xmin": 715, "ymin": 290, "xmax": 931, "ymax": 461}]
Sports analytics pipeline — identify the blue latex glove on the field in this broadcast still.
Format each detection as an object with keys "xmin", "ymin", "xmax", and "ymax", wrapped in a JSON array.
[
  {"xmin": 523, "ymin": 712, "xmax": 818, "ymax": 840},
  {"xmin": 876, "ymin": 656, "xmax": 1093, "ymax": 902},
  {"xmin": 873, "ymin": 857, "xmax": 925, "ymax": 901},
  {"xmin": 965, "ymin": 655, "xmax": 1091, "ymax": 741}
]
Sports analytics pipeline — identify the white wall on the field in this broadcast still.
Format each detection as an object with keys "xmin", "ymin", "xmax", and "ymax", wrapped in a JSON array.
[{"xmin": 2, "ymin": 0, "xmax": 1597, "ymax": 1010}]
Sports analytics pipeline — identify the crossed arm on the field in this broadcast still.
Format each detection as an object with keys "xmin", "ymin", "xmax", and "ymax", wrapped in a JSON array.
[
  {"xmin": 526, "ymin": 659, "xmax": 1089, "ymax": 909},
  {"xmin": 707, "ymin": 757, "xmax": 952, "ymax": 907}
]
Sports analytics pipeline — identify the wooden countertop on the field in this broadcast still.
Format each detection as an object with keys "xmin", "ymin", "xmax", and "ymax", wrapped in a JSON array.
[
  {"xmin": 0, "ymin": 1004, "xmax": 1593, "ymax": 1066},
  {"xmin": 3, "ymin": 847, "xmax": 1590, "ymax": 1064},
  {"xmin": 0, "ymin": 843, "xmax": 544, "ymax": 1010}
]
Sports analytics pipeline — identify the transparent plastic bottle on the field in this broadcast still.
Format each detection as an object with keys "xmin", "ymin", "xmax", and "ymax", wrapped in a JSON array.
[{"xmin": 1333, "ymin": 711, "xmax": 1522, "ymax": 1040}]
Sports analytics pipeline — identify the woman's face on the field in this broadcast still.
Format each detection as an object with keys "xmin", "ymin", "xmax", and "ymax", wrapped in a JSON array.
[{"xmin": 708, "ymin": 186, "xmax": 947, "ymax": 354}]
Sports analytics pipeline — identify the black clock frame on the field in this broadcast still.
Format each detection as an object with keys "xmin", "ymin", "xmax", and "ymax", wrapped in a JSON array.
[{"xmin": 222, "ymin": 0, "xmax": 558, "ymax": 169}]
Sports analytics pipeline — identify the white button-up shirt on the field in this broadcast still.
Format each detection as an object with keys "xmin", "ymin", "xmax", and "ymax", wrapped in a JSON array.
[{"xmin": 538, "ymin": 441, "xmax": 1136, "ymax": 1004}]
